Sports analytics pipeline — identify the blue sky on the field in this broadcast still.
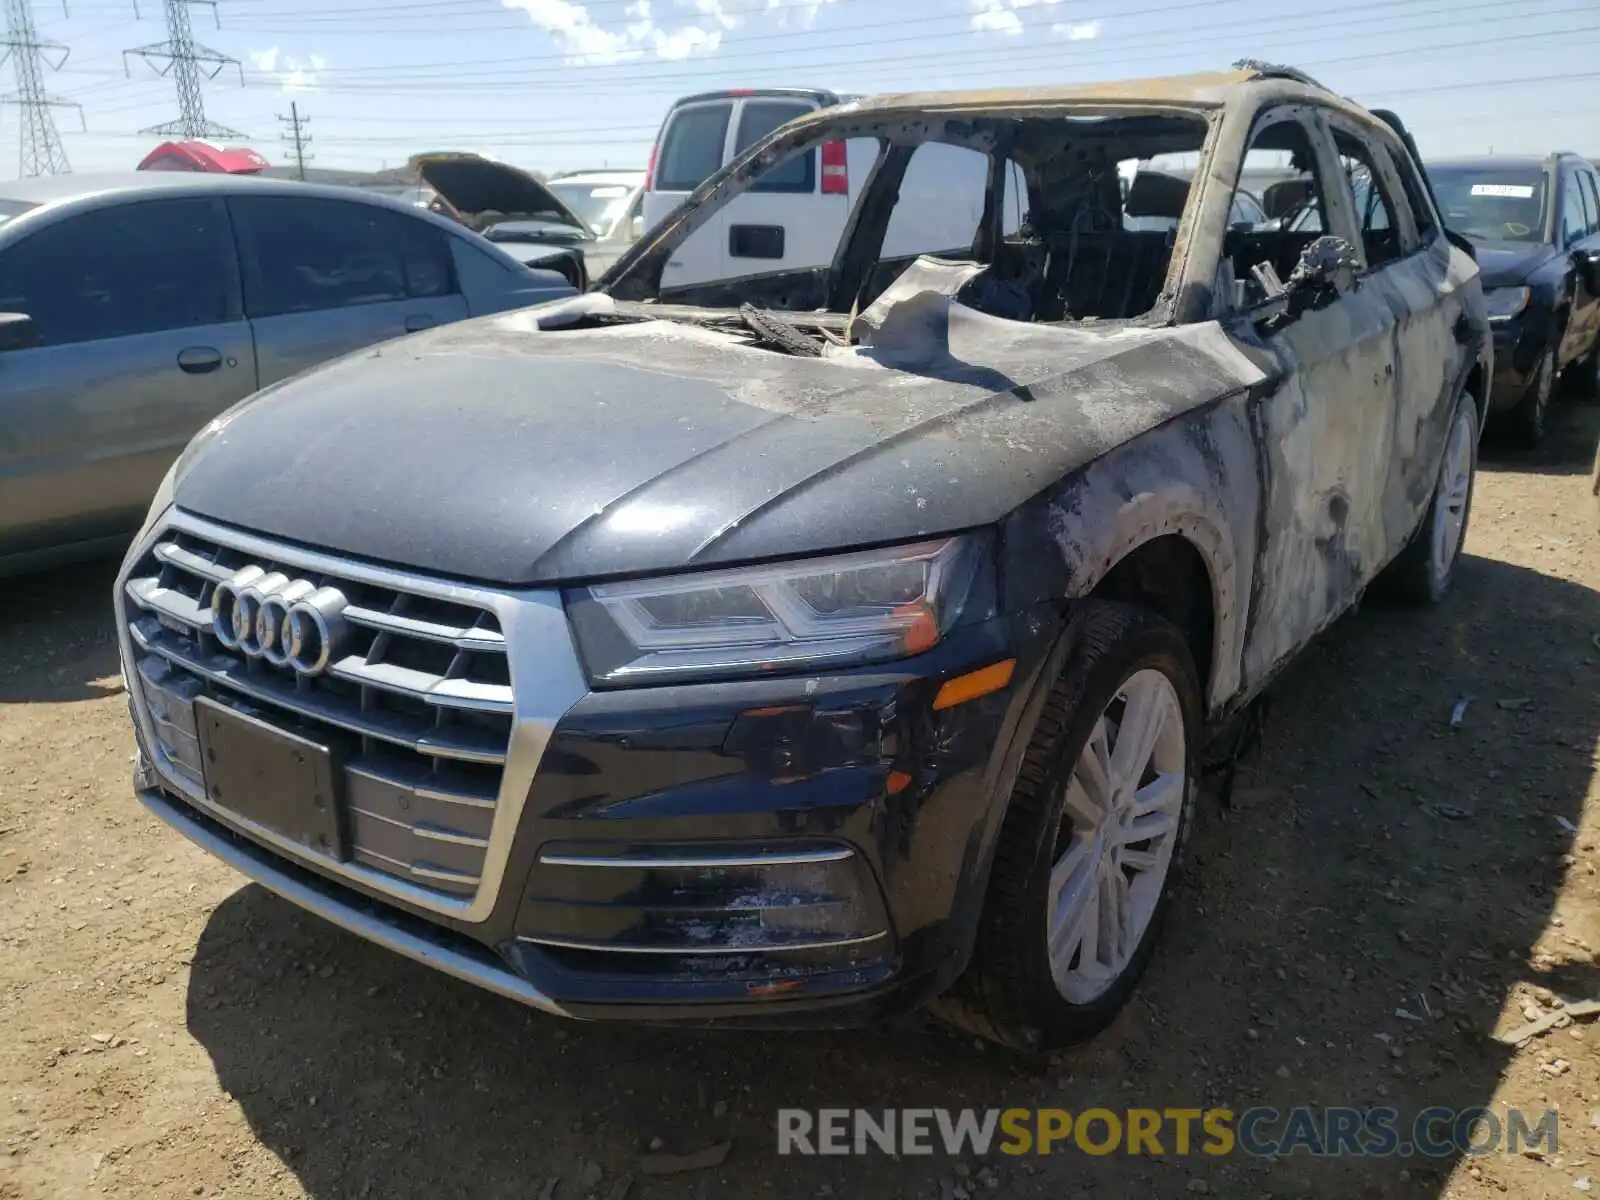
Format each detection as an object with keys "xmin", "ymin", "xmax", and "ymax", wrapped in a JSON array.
[{"xmin": 5, "ymin": 0, "xmax": 1597, "ymax": 178}]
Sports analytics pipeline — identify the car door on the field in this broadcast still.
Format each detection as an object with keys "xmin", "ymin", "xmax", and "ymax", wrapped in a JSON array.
[
  {"xmin": 1222, "ymin": 108, "xmax": 1403, "ymax": 690},
  {"xmin": 230, "ymin": 194, "xmax": 468, "ymax": 389},
  {"xmin": 1327, "ymin": 115, "xmax": 1478, "ymax": 566},
  {"xmin": 1556, "ymin": 163, "xmax": 1599, "ymax": 371},
  {"xmin": 646, "ymin": 98, "xmax": 735, "ymax": 286},
  {"xmin": 1569, "ymin": 165, "xmax": 1600, "ymax": 362},
  {"xmin": 0, "ymin": 196, "xmax": 255, "ymax": 562}
]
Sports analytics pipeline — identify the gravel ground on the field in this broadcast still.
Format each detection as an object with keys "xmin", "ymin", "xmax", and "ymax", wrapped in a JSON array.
[{"xmin": 3, "ymin": 400, "xmax": 1599, "ymax": 1200}]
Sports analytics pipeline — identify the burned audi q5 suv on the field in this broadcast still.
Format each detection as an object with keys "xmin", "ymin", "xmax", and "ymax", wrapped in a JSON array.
[{"xmin": 117, "ymin": 64, "xmax": 1490, "ymax": 1050}]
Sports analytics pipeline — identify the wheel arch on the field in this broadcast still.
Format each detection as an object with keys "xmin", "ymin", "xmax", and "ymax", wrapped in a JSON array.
[
  {"xmin": 1061, "ymin": 493, "xmax": 1243, "ymax": 717},
  {"xmin": 1086, "ymin": 531, "xmax": 1220, "ymax": 716}
]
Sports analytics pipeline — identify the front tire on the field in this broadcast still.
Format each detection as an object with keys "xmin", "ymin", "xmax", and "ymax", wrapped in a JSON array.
[
  {"xmin": 931, "ymin": 602, "xmax": 1200, "ymax": 1052},
  {"xmin": 1507, "ymin": 346, "xmax": 1555, "ymax": 447}
]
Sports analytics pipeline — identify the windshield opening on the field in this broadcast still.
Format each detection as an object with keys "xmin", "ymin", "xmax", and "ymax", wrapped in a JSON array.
[
  {"xmin": 1426, "ymin": 165, "xmax": 1548, "ymax": 242},
  {"xmin": 607, "ymin": 108, "xmax": 1211, "ymax": 336},
  {"xmin": 548, "ymin": 181, "xmax": 635, "ymax": 237}
]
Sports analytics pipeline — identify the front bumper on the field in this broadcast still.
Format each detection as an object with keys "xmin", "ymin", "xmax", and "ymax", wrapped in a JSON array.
[
  {"xmin": 120, "ymin": 511, "xmax": 1046, "ymax": 1025},
  {"xmin": 138, "ymin": 779, "xmax": 570, "ymax": 1016}
]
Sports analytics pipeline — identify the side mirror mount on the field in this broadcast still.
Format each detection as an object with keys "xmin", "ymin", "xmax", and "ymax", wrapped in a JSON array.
[
  {"xmin": 1251, "ymin": 236, "xmax": 1360, "ymax": 335},
  {"xmin": 0, "ymin": 312, "xmax": 38, "ymax": 353},
  {"xmin": 629, "ymin": 213, "xmax": 645, "ymax": 241},
  {"xmin": 1284, "ymin": 235, "xmax": 1359, "ymax": 316}
]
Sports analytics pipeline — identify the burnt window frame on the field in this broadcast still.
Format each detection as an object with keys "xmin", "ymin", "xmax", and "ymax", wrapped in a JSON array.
[
  {"xmin": 1214, "ymin": 103, "xmax": 1346, "ymax": 316},
  {"xmin": 1322, "ymin": 113, "xmax": 1416, "ymax": 271},
  {"xmin": 1379, "ymin": 138, "xmax": 1441, "ymax": 245}
]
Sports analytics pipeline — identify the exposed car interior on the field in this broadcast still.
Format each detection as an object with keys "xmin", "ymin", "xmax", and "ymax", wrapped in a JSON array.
[{"xmin": 604, "ymin": 111, "xmax": 1351, "ymax": 351}]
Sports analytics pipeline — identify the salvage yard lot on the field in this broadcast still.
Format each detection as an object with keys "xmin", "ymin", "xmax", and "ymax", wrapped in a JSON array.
[{"xmin": 3, "ymin": 405, "xmax": 1600, "ymax": 1200}]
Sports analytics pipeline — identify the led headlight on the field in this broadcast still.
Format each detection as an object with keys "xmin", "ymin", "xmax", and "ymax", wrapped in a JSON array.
[
  {"xmin": 1485, "ymin": 286, "xmax": 1531, "ymax": 322},
  {"xmin": 564, "ymin": 536, "xmax": 992, "ymax": 685}
]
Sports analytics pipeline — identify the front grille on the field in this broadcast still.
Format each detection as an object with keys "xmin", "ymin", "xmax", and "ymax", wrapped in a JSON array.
[{"xmin": 122, "ymin": 526, "xmax": 514, "ymax": 899}]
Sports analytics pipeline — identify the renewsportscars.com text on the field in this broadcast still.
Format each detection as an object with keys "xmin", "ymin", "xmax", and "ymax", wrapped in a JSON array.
[{"xmin": 776, "ymin": 1107, "xmax": 1558, "ymax": 1159}]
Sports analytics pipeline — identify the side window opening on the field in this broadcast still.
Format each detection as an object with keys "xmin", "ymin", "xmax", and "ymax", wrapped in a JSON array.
[
  {"xmin": 1223, "ymin": 118, "xmax": 1332, "ymax": 310},
  {"xmin": 1384, "ymin": 143, "xmax": 1438, "ymax": 242},
  {"xmin": 1332, "ymin": 130, "xmax": 1403, "ymax": 269},
  {"xmin": 1561, "ymin": 169, "xmax": 1588, "ymax": 248},
  {"xmin": 1577, "ymin": 169, "xmax": 1599, "ymax": 237},
  {"xmin": 0, "ymin": 199, "xmax": 233, "ymax": 347},
  {"xmin": 879, "ymin": 141, "xmax": 992, "ymax": 260},
  {"xmin": 655, "ymin": 103, "xmax": 732, "ymax": 193}
]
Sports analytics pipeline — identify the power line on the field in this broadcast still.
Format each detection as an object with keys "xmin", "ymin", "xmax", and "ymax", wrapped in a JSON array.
[
  {"xmin": 278, "ymin": 98, "xmax": 310, "ymax": 178},
  {"xmin": 122, "ymin": 0, "xmax": 244, "ymax": 139},
  {"xmin": 120, "ymin": 67, "xmax": 1589, "ymax": 151},
  {"xmin": 0, "ymin": 0, "xmax": 82, "ymax": 175},
  {"xmin": 240, "ymin": 5, "xmax": 1590, "ymax": 96}
]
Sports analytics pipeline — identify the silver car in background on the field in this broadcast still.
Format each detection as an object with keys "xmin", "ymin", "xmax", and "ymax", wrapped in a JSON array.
[
  {"xmin": 0, "ymin": 172, "xmax": 575, "ymax": 578},
  {"xmin": 546, "ymin": 169, "xmax": 647, "ymax": 277}
]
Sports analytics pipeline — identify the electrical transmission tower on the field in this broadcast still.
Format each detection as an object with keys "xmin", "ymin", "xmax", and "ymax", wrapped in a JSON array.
[
  {"xmin": 123, "ymin": 0, "xmax": 244, "ymax": 141},
  {"xmin": 1, "ymin": 0, "xmax": 83, "ymax": 176},
  {"xmin": 279, "ymin": 101, "xmax": 310, "ymax": 179}
]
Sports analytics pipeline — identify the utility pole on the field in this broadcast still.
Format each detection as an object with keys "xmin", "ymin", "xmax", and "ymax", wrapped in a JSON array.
[
  {"xmin": 123, "ymin": 0, "xmax": 244, "ymax": 141},
  {"xmin": 0, "ymin": 0, "xmax": 83, "ymax": 176},
  {"xmin": 278, "ymin": 100, "xmax": 310, "ymax": 179}
]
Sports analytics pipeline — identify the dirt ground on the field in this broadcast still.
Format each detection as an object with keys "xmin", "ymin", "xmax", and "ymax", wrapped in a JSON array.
[{"xmin": 3, "ymin": 401, "xmax": 1600, "ymax": 1200}]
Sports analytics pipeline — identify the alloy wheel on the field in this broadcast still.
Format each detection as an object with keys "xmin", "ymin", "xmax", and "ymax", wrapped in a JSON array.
[
  {"xmin": 1046, "ymin": 668, "xmax": 1187, "ymax": 1005},
  {"xmin": 1429, "ymin": 403, "xmax": 1476, "ymax": 586}
]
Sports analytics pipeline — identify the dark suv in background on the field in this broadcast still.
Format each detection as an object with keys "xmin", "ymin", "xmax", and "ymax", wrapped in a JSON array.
[{"xmin": 1427, "ymin": 152, "xmax": 1600, "ymax": 445}]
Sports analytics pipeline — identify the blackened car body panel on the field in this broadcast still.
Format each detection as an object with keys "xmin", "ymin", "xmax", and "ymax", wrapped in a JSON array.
[
  {"xmin": 1424, "ymin": 153, "xmax": 1600, "ymax": 443},
  {"xmin": 117, "ymin": 65, "xmax": 1491, "ymax": 1050}
]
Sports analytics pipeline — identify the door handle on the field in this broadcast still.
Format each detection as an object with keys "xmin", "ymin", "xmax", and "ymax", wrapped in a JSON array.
[
  {"xmin": 404, "ymin": 314, "xmax": 437, "ymax": 333},
  {"xmin": 176, "ymin": 347, "xmax": 223, "ymax": 374}
]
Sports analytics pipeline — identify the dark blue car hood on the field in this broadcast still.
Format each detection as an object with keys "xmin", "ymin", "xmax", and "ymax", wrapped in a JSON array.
[
  {"xmin": 1470, "ymin": 239, "xmax": 1557, "ymax": 289},
  {"xmin": 170, "ymin": 304, "xmax": 1254, "ymax": 587}
]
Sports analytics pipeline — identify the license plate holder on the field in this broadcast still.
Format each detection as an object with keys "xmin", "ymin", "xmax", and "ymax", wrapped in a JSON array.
[{"xmin": 196, "ymin": 696, "xmax": 346, "ymax": 859}]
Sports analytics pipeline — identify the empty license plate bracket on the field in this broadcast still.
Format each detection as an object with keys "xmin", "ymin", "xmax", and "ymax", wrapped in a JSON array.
[{"xmin": 196, "ymin": 696, "xmax": 346, "ymax": 859}]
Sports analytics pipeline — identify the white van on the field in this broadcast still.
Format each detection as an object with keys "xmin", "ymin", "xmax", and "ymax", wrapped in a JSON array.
[
  {"xmin": 642, "ymin": 87, "xmax": 1024, "ymax": 289},
  {"xmin": 643, "ymin": 88, "xmax": 862, "ymax": 287}
]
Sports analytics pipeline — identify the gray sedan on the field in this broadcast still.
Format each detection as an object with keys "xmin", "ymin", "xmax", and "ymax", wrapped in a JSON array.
[{"xmin": 0, "ymin": 171, "xmax": 575, "ymax": 577}]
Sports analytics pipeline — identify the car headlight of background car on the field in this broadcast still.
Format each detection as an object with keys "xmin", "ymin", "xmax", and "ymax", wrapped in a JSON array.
[
  {"xmin": 1485, "ymin": 286, "xmax": 1532, "ymax": 323},
  {"xmin": 564, "ymin": 535, "xmax": 994, "ymax": 685}
]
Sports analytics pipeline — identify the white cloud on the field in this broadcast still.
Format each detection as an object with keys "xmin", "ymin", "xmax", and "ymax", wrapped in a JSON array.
[
  {"xmin": 1052, "ymin": 18, "xmax": 1100, "ymax": 39},
  {"xmin": 249, "ymin": 46, "xmax": 326, "ymax": 93},
  {"xmin": 500, "ymin": 0, "xmax": 644, "ymax": 64},
  {"xmin": 970, "ymin": 0, "xmax": 1068, "ymax": 36},
  {"xmin": 503, "ymin": 0, "xmax": 812, "ymax": 64},
  {"xmin": 766, "ymin": 0, "xmax": 839, "ymax": 29},
  {"xmin": 969, "ymin": 0, "xmax": 1021, "ymax": 35},
  {"xmin": 653, "ymin": 25, "xmax": 722, "ymax": 58}
]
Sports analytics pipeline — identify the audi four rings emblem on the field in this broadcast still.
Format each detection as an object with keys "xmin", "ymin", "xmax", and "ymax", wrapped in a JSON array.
[{"xmin": 211, "ymin": 566, "xmax": 350, "ymax": 676}]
